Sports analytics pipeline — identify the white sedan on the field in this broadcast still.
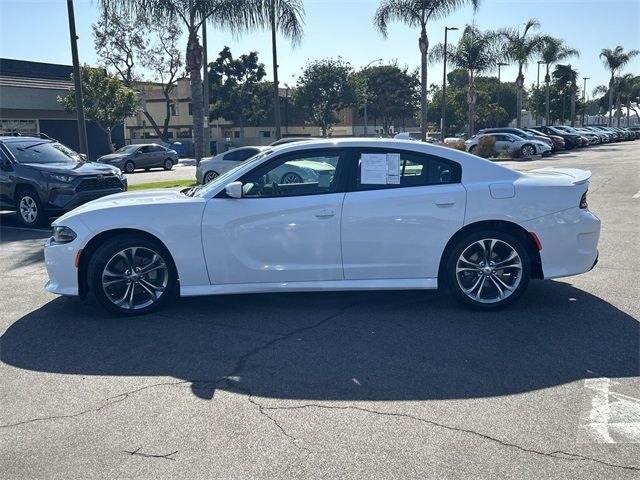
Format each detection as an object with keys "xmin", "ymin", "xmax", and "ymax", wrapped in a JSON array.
[
  {"xmin": 44, "ymin": 138, "xmax": 600, "ymax": 315},
  {"xmin": 196, "ymin": 146, "xmax": 267, "ymax": 184},
  {"xmin": 465, "ymin": 133, "xmax": 552, "ymax": 157}
]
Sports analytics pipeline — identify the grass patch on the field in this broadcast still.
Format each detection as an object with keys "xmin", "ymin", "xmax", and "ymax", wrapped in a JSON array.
[{"xmin": 128, "ymin": 179, "xmax": 195, "ymax": 191}]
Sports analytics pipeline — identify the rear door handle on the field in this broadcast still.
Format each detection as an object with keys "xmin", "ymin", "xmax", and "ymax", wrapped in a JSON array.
[{"xmin": 314, "ymin": 208, "xmax": 336, "ymax": 218}]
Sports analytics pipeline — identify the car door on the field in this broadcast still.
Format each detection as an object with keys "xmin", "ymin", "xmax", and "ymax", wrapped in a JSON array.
[
  {"xmin": 149, "ymin": 145, "xmax": 164, "ymax": 167},
  {"xmin": 493, "ymin": 134, "xmax": 510, "ymax": 151},
  {"xmin": 135, "ymin": 146, "xmax": 151, "ymax": 168},
  {"xmin": 201, "ymin": 148, "xmax": 348, "ymax": 284},
  {"xmin": 341, "ymin": 148, "xmax": 466, "ymax": 280}
]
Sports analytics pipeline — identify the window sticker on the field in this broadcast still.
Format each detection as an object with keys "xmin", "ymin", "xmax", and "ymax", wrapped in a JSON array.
[
  {"xmin": 386, "ymin": 153, "xmax": 400, "ymax": 184},
  {"xmin": 360, "ymin": 153, "xmax": 388, "ymax": 184}
]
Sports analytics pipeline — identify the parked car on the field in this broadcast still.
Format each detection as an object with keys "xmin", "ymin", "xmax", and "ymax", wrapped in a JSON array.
[
  {"xmin": 553, "ymin": 126, "xmax": 597, "ymax": 145},
  {"xmin": 44, "ymin": 138, "xmax": 600, "ymax": 314},
  {"xmin": 524, "ymin": 128, "xmax": 565, "ymax": 151},
  {"xmin": 465, "ymin": 133, "xmax": 552, "ymax": 157},
  {"xmin": 97, "ymin": 144, "xmax": 178, "ymax": 173},
  {"xmin": 582, "ymin": 126, "xmax": 613, "ymax": 142},
  {"xmin": 269, "ymin": 137, "xmax": 318, "ymax": 146},
  {"xmin": 477, "ymin": 127, "xmax": 554, "ymax": 150},
  {"xmin": 0, "ymin": 135, "xmax": 126, "ymax": 227},
  {"xmin": 197, "ymin": 146, "xmax": 267, "ymax": 184},
  {"xmin": 529, "ymin": 126, "xmax": 583, "ymax": 149}
]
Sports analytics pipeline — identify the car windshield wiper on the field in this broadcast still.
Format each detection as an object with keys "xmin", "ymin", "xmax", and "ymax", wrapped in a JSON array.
[
  {"xmin": 22, "ymin": 141, "xmax": 50, "ymax": 150},
  {"xmin": 183, "ymin": 185, "xmax": 201, "ymax": 197}
]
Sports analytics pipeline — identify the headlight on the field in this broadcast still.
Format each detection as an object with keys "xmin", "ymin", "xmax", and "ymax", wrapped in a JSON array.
[
  {"xmin": 52, "ymin": 226, "xmax": 77, "ymax": 243},
  {"xmin": 43, "ymin": 172, "xmax": 73, "ymax": 182}
]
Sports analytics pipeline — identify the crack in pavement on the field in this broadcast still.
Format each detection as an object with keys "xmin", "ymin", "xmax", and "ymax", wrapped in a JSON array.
[
  {"xmin": 0, "ymin": 380, "xmax": 189, "ymax": 428},
  {"xmin": 256, "ymin": 403, "xmax": 640, "ymax": 472},
  {"xmin": 123, "ymin": 447, "xmax": 178, "ymax": 461}
]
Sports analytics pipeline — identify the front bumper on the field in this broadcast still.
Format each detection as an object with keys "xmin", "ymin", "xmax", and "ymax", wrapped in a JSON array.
[
  {"xmin": 522, "ymin": 207, "xmax": 601, "ymax": 279},
  {"xmin": 44, "ymin": 236, "xmax": 81, "ymax": 296}
]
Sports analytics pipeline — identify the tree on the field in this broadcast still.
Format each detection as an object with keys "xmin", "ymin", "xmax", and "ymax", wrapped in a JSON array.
[
  {"xmin": 430, "ymin": 25, "xmax": 500, "ymax": 136},
  {"xmin": 374, "ymin": 0, "xmax": 480, "ymax": 141},
  {"xmin": 600, "ymin": 46, "xmax": 639, "ymax": 126},
  {"xmin": 294, "ymin": 58, "xmax": 356, "ymax": 136},
  {"xmin": 499, "ymin": 19, "xmax": 547, "ymax": 127},
  {"xmin": 58, "ymin": 66, "xmax": 140, "ymax": 152},
  {"xmin": 208, "ymin": 46, "xmax": 269, "ymax": 136},
  {"xmin": 257, "ymin": 0, "xmax": 304, "ymax": 140},
  {"xmin": 553, "ymin": 64, "xmax": 578, "ymax": 126},
  {"xmin": 540, "ymin": 37, "xmax": 579, "ymax": 126},
  {"xmin": 351, "ymin": 64, "xmax": 419, "ymax": 134},
  {"xmin": 103, "ymin": 0, "xmax": 266, "ymax": 162},
  {"xmin": 618, "ymin": 74, "xmax": 640, "ymax": 126}
]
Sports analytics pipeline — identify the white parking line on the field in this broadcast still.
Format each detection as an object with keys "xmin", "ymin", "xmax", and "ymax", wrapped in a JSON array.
[
  {"xmin": 632, "ymin": 190, "xmax": 640, "ymax": 199},
  {"xmin": 577, "ymin": 377, "xmax": 640, "ymax": 443}
]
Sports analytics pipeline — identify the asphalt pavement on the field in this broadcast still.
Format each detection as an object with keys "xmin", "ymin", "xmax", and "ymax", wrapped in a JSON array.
[
  {"xmin": 124, "ymin": 160, "xmax": 197, "ymax": 186},
  {"xmin": 0, "ymin": 142, "xmax": 638, "ymax": 479}
]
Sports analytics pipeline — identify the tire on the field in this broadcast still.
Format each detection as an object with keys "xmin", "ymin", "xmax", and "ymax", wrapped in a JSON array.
[
  {"xmin": 445, "ymin": 230, "xmax": 531, "ymax": 310},
  {"xmin": 124, "ymin": 160, "xmax": 135, "ymax": 173},
  {"xmin": 204, "ymin": 171, "xmax": 218, "ymax": 183},
  {"xmin": 88, "ymin": 235, "xmax": 177, "ymax": 315},
  {"xmin": 281, "ymin": 172, "xmax": 302, "ymax": 184},
  {"xmin": 163, "ymin": 158, "xmax": 173, "ymax": 171},
  {"xmin": 521, "ymin": 144, "xmax": 535, "ymax": 157},
  {"xmin": 468, "ymin": 145, "xmax": 477, "ymax": 154},
  {"xmin": 16, "ymin": 188, "xmax": 46, "ymax": 228}
]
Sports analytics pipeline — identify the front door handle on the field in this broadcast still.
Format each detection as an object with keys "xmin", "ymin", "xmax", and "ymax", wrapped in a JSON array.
[
  {"xmin": 435, "ymin": 199, "xmax": 456, "ymax": 207},
  {"xmin": 314, "ymin": 208, "xmax": 336, "ymax": 218}
]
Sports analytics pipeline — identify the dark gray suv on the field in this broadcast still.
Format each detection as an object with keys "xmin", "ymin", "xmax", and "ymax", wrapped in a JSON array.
[{"xmin": 0, "ymin": 136, "xmax": 127, "ymax": 227}]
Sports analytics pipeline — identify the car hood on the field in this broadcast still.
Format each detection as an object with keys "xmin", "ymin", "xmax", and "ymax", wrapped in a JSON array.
[
  {"xmin": 25, "ymin": 161, "xmax": 121, "ymax": 176},
  {"xmin": 99, "ymin": 153, "xmax": 128, "ymax": 161},
  {"xmin": 53, "ymin": 189, "xmax": 200, "ymax": 225}
]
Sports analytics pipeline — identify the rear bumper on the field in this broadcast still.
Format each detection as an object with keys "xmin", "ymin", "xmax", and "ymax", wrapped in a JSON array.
[{"xmin": 522, "ymin": 208, "xmax": 601, "ymax": 279}]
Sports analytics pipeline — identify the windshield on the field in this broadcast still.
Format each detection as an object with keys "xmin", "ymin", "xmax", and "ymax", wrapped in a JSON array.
[
  {"xmin": 192, "ymin": 150, "xmax": 272, "ymax": 198},
  {"xmin": 5, "ymin": 141, "xmax": 81, "ymax": 164},
  {"xmin": 116, "ymin": 145, "xmax": 139, "ymax": 153}
]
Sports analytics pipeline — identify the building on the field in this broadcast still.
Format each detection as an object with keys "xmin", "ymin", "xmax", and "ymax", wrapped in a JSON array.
[{"xmin": 0, "ymin": 58, "xmax": 121, "ymax": 158}]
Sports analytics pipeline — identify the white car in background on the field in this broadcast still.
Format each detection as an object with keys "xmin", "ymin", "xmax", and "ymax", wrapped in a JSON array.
[
  {"xmin": 44, "ymin": 138, "xmax": 600, "ymax": 315},
  {"xmin": 196, "ymin": 146, "xmax": 267, "ymax": 184},
  {"xmin": 466, "ymin": 133, "xmax": 552, "ymax": 157}
]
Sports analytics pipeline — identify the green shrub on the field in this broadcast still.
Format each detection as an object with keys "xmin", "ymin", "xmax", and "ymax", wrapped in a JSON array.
[
  {"xmin": 496, "ymin": 151, "xmax": 511, "ymax": 159},
  {"xmin": 448, "ymin": 140, "xmax": 467, "ymax": 151},
  {"xmin": 476, "ymin": 135, "xmax": 496, "ymax": 158}
]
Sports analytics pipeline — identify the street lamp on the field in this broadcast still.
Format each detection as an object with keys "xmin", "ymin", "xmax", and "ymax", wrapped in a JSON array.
[
  {"xmin": 363, "ymin": 58, "xmax": 383, "ymax": 136},
  {"xmin": 536, "ymin": 60, "xmax": 545, "ymax": 124},
  {"xmin": 440, "ymin": 26, "xmax": 458, "ymax": 141},
  {"xmin": 582, "ymin": 77, "xmax": 590, "ymax": 126},
  {"xmin": 496, "ymin": 62, "xmax": 508, "ymax": 110}
]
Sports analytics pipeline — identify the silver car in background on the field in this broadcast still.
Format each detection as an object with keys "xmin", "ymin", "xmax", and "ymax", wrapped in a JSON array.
[
  {"xmin": 465, "ymin": 133, "xmax": 552, "ymax": 157},
  {"xmin": 97, "ymin": 144, "xmax": 179, "ymax": 173},
  {"xmin": 196, "ymin": 146, "xmax": 267, "ymax": 184}
]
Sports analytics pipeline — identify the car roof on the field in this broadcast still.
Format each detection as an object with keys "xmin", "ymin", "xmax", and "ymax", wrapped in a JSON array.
[{"xmin": 0, "ymin": 136, "xmax": 55, "ymax": 145}]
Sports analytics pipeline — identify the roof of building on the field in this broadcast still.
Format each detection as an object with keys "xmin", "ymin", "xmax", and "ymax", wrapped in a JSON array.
[{"xmin": 0, "ymin": 58, "xmax": 73, "ymax": 90}]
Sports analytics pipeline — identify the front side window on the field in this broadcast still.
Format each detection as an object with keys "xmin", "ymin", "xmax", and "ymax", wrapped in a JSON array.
[
  {"xmin": 355, "ymin": 149, "xmax": 461, "ymax": 191},
  {"xmin": 241, "ymin": 150, "xmax": 344, "ymax": 198},
  {"xmin": 5, "ymin": 141, "xmax": 80, "ymax": 164}
]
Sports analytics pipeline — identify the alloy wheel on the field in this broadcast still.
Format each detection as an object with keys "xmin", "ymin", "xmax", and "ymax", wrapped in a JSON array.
[
  {"xmin": 281, "ymin": 172, "xmax": 302, "ymax": 184},
  {"xmin": 522, "ymin": 145, "xmax": 535, "ymax": 157},
  {"xmin": 19, "ymin": 195, "xmax": 38, "ymax": 224},
  {"xmin": 101, "ymin": 246, "xmax": 169, "ymax": 311},
  {"xmin": 204, "ymin": 171, "xmax": 218, "ymax": 183},
  {"xmin": 455, "ymin": 239, "xmax": 523, "ymax": 304}
]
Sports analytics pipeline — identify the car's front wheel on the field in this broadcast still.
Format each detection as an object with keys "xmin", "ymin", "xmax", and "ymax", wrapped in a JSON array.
[
  {"xmin": 163, "ymin": 158, "xmax": 173, "ymax": 171},
  {"xmin": 446, "ymin": 231, "xmax": 530, "ymax": 309},
  {"xmin": 16, "ymin": 189, "xmax": 45, "ymax": 227},
  {"xmin": 88, "ymin": 235, "xmax": 177, "ymax": 315},
  {"xmin": 521, "ymin": 144, "xmax": 535, "ymax": 157},
  {"xmin": 124, "ymin": 160, "xmax": 135, "ymax": 173}
]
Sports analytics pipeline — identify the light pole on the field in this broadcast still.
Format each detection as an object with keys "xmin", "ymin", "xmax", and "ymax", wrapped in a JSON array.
[
  {"xmin": 202, "ymin": 21, "xmax": 210, "ymax": 154},
  {"xmin": 363, "ymin": 58, "xmax": 382, "ymax": 136},
  {"xmin": 582, "ymin": 77, "xmax": 590, "ymax": 126},
  {"xmin": 496, "ymin": 62, "xmax": 508, "ymax": 123},
  {"xmin": 66, "ymin": 0, "xmax": 88, "ymax": 155},
  {"xmin": 441, "ymin": 26, "xmax": 458, "ymax": 141},
  {"xmin": 536, "ymin": 60, "xmax": 544, "ymax": 125}
]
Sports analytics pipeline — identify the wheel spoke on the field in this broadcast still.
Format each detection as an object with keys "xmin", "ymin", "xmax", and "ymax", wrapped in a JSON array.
[
  {"xmin": 139, "ymin": 278, "xmax": 165, "ymax": 293},
  {"xmin": 474, "ymin": 276, "xmax": 487, "ymax": 299},
  {"xmin": 489, "ymin": 275, "xmax": 505, "ymax": 299},
  {"xmin": 138, "ymin": 280, "xmax": 158, "ymax": 299},
  {"xmin": 492, "ymin": 274, "xmax": 514, "ymax": 293},
  {"xmin": 103, "ymin": 277, "xmax": 128, "ymax": 287},
  {"xmin": 462, "ymin": 275, "xmax": 483, "ymax": 295}
]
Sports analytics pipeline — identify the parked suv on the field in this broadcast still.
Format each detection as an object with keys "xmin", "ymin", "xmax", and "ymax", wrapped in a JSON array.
[{"xmin": 0, "ymin": 135, "xmax": 127, "ymax": 227}]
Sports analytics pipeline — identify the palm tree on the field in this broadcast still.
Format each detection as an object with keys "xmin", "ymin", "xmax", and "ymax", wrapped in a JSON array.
[
  {"xmin": 553, "ymin": 64, "xmax": 578, "ymax": 126},
  {"xmin": 102, "ymin": 0, "xmax": 263, "ymax": 163},
  {"xmin": 259, "ymin": 1, "xmax": 304, "ymax": 140},
  {"xmin": 430, "ymin": 25, "xmax": 499, "ymax": 136},
  {"xmin": 540, "ymin": 37, "xmax": 579, "ymax": 126},
  {"xmin": 600, "ymin": 46, "xmax": 639, "ymax": 126},
  {"xmin": 374, "ymin": 0, "xmax": 480, "ymax": 141},
  {"xmin": 615, "ymin": 73, "xmax": 640, "ymax": 127},
  {"xmin": 498, "ymin": 19, "xmax": 547, "ymax": 128}
]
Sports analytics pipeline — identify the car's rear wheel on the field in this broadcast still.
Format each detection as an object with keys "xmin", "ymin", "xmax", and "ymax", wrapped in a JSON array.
[
  {"xmin": 163, "ymin": 158, "xmax": 173, "ymax": 170},
  {"xmin": 124, "ymin": 160, "xmax": 135, "ymax": 173},
  {"xmin": 446, "ymin": 231, "xmax": 530, "ymax": 310},
  {"xmin": 281, "ymin": 172, "xmax": 302, "ymax": 184},
  {"xmin": 204, "ymin": 171, "xmax": 218, "ymax": 183},
  {"xmin": 521, "ymin": 144, "xmax": 535, "ymax": 157},
  {"xmin": 88, "ymin": 235, "xmax": 177, "ymax": 315},
  {"xmin": 16, "ymin": 189, "xmax": 45, "ymax": 227}
]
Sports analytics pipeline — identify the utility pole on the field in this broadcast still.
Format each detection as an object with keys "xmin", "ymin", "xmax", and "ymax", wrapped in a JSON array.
[
  {"xmin": 202, "ymin": 21, "xmax": 210, "ymax": 155},
  {"xmin": 536, "ymin": 60, "xmax": 544, "ymax": 125},
  {"xmin": 270, "ymin": 1, "xmax": 281, "ymax": 140},
  {"xmin": 582, "ymin": 77, "xmax": 590, "ymax": 126},
  {"xmin": 496, "ymin": 62, "xmax": 508, "ymax": 116},
  {"xmin": 440, "ymin": 27, "xmax": 458, "ymax": 141},
  {"xmin": 66, "ymin": 0, "xmax": 88, "ymax": 155},
  {"xmin": 363, "ymin": 58, "xmax": 382, "ymax": 136}
]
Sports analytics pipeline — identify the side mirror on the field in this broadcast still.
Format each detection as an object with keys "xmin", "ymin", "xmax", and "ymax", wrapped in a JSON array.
[
  {"xmin": 135, "ymin": 150, "xmax": 142, "ymax": 155},
  {"xmin": 79, "ymin": 153, "xmax": 88, "ymax": 162},
  {"xmin": 225, "ymin": 181, "xmax": 243, "ymax": 199}
]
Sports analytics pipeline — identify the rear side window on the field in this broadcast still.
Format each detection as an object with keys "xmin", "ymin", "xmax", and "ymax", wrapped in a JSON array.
[
  {"xmin": 236, "ymin": 148, "xmax": 260, "ymax": 162},
  {"xmin": 354, "ymin": 149, "xmax": 461, "ymax": 191}
]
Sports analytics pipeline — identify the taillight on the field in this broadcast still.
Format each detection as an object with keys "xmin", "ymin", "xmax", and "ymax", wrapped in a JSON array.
[{"xmin": 580, "ymin": 191, "xmax": 588, "ymax": 209}]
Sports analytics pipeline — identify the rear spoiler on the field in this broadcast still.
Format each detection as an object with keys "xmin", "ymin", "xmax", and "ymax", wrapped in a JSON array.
[{"xmin": 528, "ymin": 167, "xmax": 592, "ymax": 185}]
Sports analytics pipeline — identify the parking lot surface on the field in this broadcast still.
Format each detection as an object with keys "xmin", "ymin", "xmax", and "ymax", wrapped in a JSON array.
[{"xmin": 1, "ymin": 142, "xmax": 638, "ymax": 479}]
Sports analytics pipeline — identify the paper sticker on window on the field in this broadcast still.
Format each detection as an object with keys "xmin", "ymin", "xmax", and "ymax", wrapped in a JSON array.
[
  {"xmin": 360, "ymin": 153, "xmax": 388, "ymax": 184},
  {"xmin": 386, "ymin": 153, "xmax": 400, "ymax": 184}
]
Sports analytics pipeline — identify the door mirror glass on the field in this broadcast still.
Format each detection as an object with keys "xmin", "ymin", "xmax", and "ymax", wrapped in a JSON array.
[
  {"xmin": 225, "ymin": 181, "xmax": 243, "ymax": 199},
  {"xmin": 135, "ymin": 149, "xmax": 142, "ymax": 155},
  {"xmin": 79, "ymin": 153, "xmax": 87, "ymax": 162}
]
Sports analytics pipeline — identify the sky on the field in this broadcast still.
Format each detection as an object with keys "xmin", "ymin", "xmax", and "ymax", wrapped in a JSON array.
[{"xmin": 1, "ymin": 0, "xmax": 639, "ymax": 98}]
